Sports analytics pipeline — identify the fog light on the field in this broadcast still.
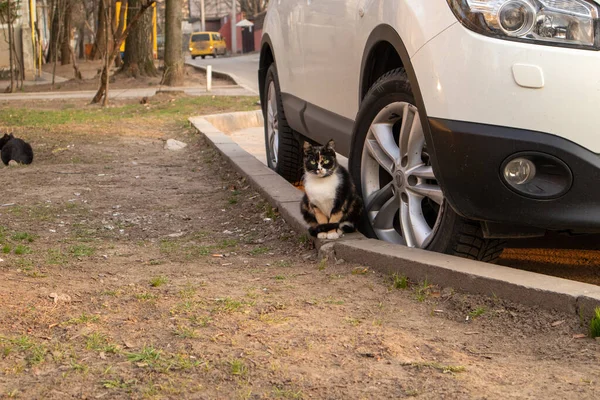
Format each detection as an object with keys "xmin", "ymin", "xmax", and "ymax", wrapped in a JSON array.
[
  {"xmin": 500, "ymin": 152, "xmax": 572, "ymax": 199},
  {"xmin": 504, "ymin": 157, "xmax": 536, "ymax": 185}
]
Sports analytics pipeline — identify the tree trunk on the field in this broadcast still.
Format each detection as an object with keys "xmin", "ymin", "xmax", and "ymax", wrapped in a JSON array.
[
  {"xmin": 46, "ymin": 0, "xmax": 60, "ymax": 63},
  {"xmin": 121, "ymin": 0, "xmax": 157, "ymax": 78},
  {"xmin": 161, "ymin": 0, "xmax": 184, "ymax": 86},
  {"xmin": 91, "ymin": 0, "xmax": 156, "ymax": 104},
  {"xmin": 78, "ymin": 24, "xmax": 85, "ymax": 59},
  {"xmin": 7, "ymin": 0, "xmax": 14, "ymax": 93},
  {"xmin": 60, "ymin": 0, "xmax": 72, "ymax": 65},
  {"xmin": 90, "ymin": 0, "xmax": 112, "ymax": 60}
]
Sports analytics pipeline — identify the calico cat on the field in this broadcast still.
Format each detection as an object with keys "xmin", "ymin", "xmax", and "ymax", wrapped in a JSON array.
[
  {"xmin": 300, "ymin": 140, "xmax": 362, "ymax": 239},
  {"xmin": 0, "ymin": 133, "xmax": 33, "ymax": 166}
]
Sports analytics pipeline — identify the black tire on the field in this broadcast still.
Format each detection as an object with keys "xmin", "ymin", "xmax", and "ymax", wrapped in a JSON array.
[
  {"xmin": 262, "ymin": 63, "xmax": 304, "ymax": 184},
  {"xmin": 349, "ymin": 68, "xmax": 505, "ymax": 263},
  {"xmin": 201, "ymin": 55, "xmax": 206, "ymax": 59},
  {"xmin": 191, "ymin": 55, "xmax": 196, "ymax": 60}
]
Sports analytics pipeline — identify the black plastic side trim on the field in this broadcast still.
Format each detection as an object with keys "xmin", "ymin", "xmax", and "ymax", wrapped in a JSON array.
[
  {"xmin": 303, "ymin": 102, "xmax": 354, "ymax": 157},
  {"xmin": 280, "ymin": 93, "xmax": 306, "ymax": 137},
  {"xmin": 281, "ymin": 93, "xmax": 355, "ymax": 156}
]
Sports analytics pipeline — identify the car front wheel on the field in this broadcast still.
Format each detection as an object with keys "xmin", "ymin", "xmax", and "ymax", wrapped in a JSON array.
[
  {"xmin": 349, "ymin": 68, "xmax": 504, "ymax": 262},
  {"xmin": 263, "ymin": 64, "xmax": 304, "ymax": 184}
]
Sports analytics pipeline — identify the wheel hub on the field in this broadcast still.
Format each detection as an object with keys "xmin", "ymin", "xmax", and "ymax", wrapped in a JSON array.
[
  {"xmin": 360, "ymin": 101, "xmax": 445, "ymax": 249},
  {"xmin": 394, "ymin": 170, "xmax": 405, "ymax": 189}
]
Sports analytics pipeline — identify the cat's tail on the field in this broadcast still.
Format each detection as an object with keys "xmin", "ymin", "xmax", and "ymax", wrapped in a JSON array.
[{"xmin": 339, "ymin": 221, "xmax": 355, "ymax": 233}]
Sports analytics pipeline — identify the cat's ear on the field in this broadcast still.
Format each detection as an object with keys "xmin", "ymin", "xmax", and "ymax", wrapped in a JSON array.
[
  {"xmin": 303, "ymin": 141, "xmax": 313, "ymax": 154},
  {"xmin": 325, "ymin": 139, "xmax": 335, "ymax": 151}
]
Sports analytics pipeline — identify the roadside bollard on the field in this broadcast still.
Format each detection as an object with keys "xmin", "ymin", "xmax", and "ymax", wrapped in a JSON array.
[{"xmin": 207, "ymin": 65, "xmax": 212, "ymax": 92}]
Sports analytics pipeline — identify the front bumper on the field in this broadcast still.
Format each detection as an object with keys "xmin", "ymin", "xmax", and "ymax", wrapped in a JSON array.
[
  {"xmin": 412, "ymin": 22, "xmax": 600, "ymax": 154},
  {"xmin": 428, "ymin": 118, "xmax": 600, "ymax": 232}
]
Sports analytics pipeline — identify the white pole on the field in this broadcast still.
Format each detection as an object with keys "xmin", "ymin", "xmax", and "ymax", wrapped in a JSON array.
[
  {"xmin": 207, "ymin": 65, "xmax": 212, "ymax": 92},
  {"xmin": 200, "ymin": 0, "xmax": 205, "ymax": 31},
  {"xmin": 231, "ymin": 0, "xmax": 237, "ymax": 54}
]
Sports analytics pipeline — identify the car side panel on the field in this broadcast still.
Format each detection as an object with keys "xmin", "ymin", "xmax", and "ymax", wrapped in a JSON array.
[
  {"xmin": 298, "ymin": 0, "xmax": 457, "ymax": 121},
  {"xmin": 262, "ymin": 0, "xmax": 305, "ymax": 98}
]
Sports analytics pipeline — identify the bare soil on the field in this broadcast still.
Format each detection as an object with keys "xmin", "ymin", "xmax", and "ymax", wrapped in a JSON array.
[
  {"xmin": 0, "ymin": 96, "xmax": 599, "ymax": 399},
  {"xmin": 1, "ymin": 60, "xmax": 231, "ymax": 93}
]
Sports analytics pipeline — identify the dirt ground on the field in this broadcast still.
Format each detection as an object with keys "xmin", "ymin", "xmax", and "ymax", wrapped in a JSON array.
[
  {"xmin": 0, "ymin": 60, "xmax": 231, "ymax": 93},
  {"xmin": 0, "ymin": 95, "xmax": 599, "ymax": 399}
]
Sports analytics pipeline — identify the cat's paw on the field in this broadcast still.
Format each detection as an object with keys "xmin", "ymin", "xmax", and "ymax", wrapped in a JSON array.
[
  {"xmin": 326, "ymin": 231, "xmax": 340, "ymax": 240},
  {"xmin": 317, "ymin": 232, "xmax": 328, "ymax": 239}
]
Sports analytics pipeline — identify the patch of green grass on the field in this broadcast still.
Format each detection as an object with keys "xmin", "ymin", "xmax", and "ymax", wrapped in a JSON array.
[
  {"xmin": 345, "ymin": 317, "xmax": 361, "ymax": 326},
  {"xmin": 14, "ymin": 245, "xmax": 31, "ymax": 255},
  {"xmin": 229, "ymin": 359, "xmax": 248, "ymax": 377},
  {"xmin": 0, "ymin": 335, "xmax": 47, "ymax": 366},
  {"xmin": 264, "ymin": 204, "xmax": 277, "ymax": 220},
  {"xmin": 272, "ymin": 387, "xmax": 304, "ymax": 399},
  {"xmin": 392, "ymin": 273, "xmax": 409, "ymax": 289},
  {"xmin": 2, "ymin": 244, "xmax": 11, "ymax": 254},
  {"xmin": 274, "ymin": 275, "xmax": 286, "ymax": 281},
  {"xmin": 102, "ymin": 378, "xmax": 136, "ymax": 389},
  {"xmin": 402, "ymin": 361, "xmax": 466, "ymax": 374},
  {"xmin": 589, "ymin": 307, "xmax": 600, "ymax": 338},
  {"xmin": 66, "ymin": 313, "xmax": 100, "ymax": 325},
  {"xmin": 126, "ymin": 346, "xmax": 162, "ymax": 365},
  {"xmin": 352, "ymin": 267, "xmax": 369, "ymax": 275},
  {"xmin": 469, "ymin": 307, "xmax": 486, "ymax": 319},
  {"xmin": 297, "ymin": 234, "xmax": 309, "ymax": 244},
  {"xmin": 11, "ymin": 232, "xmax": 36, "ymax": 242},
  {"xmin": 173, "ymin": 326, "xmax": 199, "ymax": 339},
  {"xmin": 317, "ymin": 258, "xmax": 327, "ymax": 271},
  {"xmin": 324, "ymin": 297, "xmax": 344, "ymax": 305},
  {"xmin": 135, "ymin": 292, "xmax": 158, "ymax": 301},
  {"xmin": 149, "ymin": 276, "xmax": 168, "ymax": 287},
  {"xmin": 217, "ymin": 239, "xmax": 239, "ymax": 249},
  {"xmin": 163, "ymin": 353, "xmax": 201, "ymax": 371},
  {"xmin": 415, "ymin": 278, "xmax": 431, "ymax": 302},
  {"xmin": 274, "ymin": 260, "xmax": 292, "ymax": 268},
  {"xmin": 0, "ymin": 97, "xmax": 260, "ymax": 130},
  {"xmin": 70, "ymin": 360, "xmax": 89, "ymax": 373},
  {"xmin": 70, "ymin": 244, "xmax": 95, "ymax": 257},
  {"xmin": 47, "ymin": 248, "xmax": 68, "ymax": 265},
  {"xmin": 213, "ymin": 297, "xmax": 244, "ymax": 313},
  {"xmin": 250, "ymin": 246, "xmax": 269, "ymax": 255},
  {"xmin": 85, "ymin": 332, "xmax": 119, "ymax": 353}
]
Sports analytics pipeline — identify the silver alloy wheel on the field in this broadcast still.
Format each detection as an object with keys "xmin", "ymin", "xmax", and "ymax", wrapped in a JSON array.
[
  {"xmin": 361, "ymin": 102, "xmax": 445, "ymax": 248},
  {"xmin": 266, "ymin": 81, "xmax": 279, "ymax": 168}
]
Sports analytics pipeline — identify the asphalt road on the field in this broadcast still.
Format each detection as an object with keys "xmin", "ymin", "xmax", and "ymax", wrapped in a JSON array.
[{"xmin": 186, "ymin": 53, "xmax": 260, "ymax": 94}]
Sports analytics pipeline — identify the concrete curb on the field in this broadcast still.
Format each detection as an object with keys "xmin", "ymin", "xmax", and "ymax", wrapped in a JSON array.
[{"xmin": 189, "ymin": 111, "xmax": 600, "ymax": 321}]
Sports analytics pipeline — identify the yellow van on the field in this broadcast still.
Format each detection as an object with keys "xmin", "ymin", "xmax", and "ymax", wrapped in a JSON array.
[{"xmin": 189, "ymin": 31, "xmax": 227, "ymax": 59}]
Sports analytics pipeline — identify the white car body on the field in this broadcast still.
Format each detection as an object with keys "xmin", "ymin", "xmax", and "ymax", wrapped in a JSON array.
[
  {"xmin": 264, "ymin": 0, "xmax": 600, "ymax": 153},
  {"xmin": 259, "ymin": 0, "xmax": 600, "ymax": 247}
]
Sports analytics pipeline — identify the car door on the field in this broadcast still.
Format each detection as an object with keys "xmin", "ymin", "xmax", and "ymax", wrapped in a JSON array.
[
  {"xmin": 301, "ymin": 0, "xmax": 358, "ymax": 120},
  {"xmin": 270, "ymin": 0, "xmax": 306, "ymax": 97}
]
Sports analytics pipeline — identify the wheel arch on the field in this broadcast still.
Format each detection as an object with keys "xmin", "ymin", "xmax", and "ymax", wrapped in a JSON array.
[
  {"xmin": 259, "ymin": 34, "xmax": 275, "ymax": 106},
  {"xmin": 355, "ymin": 24, "xmax": 441, "ymax": 194}
]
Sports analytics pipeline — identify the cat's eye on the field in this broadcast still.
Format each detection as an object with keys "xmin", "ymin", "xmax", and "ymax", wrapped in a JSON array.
[
  {"xmin": 309, "ymin": 160, "xmax": 316, "ymax": 165},
  {"xmin": 323, "ymin": 160, "xmax": 330, "ymax": 165}
]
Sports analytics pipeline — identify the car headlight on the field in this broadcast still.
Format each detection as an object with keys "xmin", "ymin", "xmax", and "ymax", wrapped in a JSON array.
[
  {"xmin": 189, "ymin": 47, "xmax": 193, "ymax": 51},
  {"xmin": 447, "ymin": 0, "xmax": 600, "ymax": 49}
]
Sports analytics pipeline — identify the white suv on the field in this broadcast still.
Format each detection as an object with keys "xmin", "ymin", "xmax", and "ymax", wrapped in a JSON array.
[{"xmin": 258, "ymin": 0, "xmax": 600, "ymax": 262}]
